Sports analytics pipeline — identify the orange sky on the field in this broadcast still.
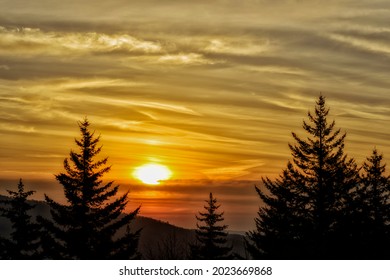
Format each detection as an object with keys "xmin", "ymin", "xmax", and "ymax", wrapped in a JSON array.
[{"xmin": 0, "ymin": 0, "xmax": 389, "ymax": 230}]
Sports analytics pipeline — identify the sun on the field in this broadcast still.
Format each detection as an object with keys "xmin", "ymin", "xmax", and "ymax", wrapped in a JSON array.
[{"xmin": 133, "ymin": 163, "xmax": 172, "ymax": 185}]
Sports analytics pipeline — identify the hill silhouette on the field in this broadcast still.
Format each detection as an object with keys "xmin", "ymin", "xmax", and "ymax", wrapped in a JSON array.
[{"xmin": 0, "ymin": 195, "xmax": 247, "ymax": 259}]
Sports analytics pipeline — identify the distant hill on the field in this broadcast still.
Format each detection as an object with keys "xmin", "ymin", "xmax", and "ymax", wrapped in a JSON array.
[{"xmin": 0, "ymin": 195, "xmax": 248, "ymax": 259}]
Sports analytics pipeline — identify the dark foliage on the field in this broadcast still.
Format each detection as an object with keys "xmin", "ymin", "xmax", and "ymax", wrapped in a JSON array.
[
  {"xmin": 356, "ymin": 149, "xmax": 390, "ymax": 258},
  {"xmin": 191, "ymin": 192, "xmax": 233, "ymax": 259},
  {"xmin": 144, "ymin": 228, "xmax": 190, "ymax": 260},
  {"xmin": 0, "ymin": 179, "xmax": 41, "ymax": 259},
  {"xmin": 247, "ymin": 95, "xmax": 360, "ymax": 259},
  {"xmin": 39, "ymin": 118, "xmax": 141, "ymax": 259}
]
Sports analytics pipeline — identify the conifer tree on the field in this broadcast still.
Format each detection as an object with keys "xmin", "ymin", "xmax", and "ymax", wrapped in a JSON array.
[
  {"xmin": 191, "ymin": 192, "xmax": 232, "ymax": 259},
  {"xmin": 247, "ymin": 95, "xmax": 359, "ymax": 259},
  {"xmin": 0, "ymin": 179, "xmax": 41, "ymax": 259},
  {"xmin": 40, "ymin": 118, "xmax": 141, "ymax": 259},
  {"xmin": 358, "ymin": 149, "xmax": 390, "ymax": 258},
  {"xmin": 246, "ymin": 162, "xmax": 309, "ymax": 259}
]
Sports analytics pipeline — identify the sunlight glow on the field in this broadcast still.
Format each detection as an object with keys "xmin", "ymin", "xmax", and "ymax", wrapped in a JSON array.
[{"xmin": 133, "ymin": 163, "xmax": 172, "ymax": 185}]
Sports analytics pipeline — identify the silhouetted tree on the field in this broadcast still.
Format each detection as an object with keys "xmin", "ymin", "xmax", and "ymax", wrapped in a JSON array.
[
  {"xmin": 191, "ymin": 192, "xmax": 232, "ymax": 259},
  {"xmin": 0, "ymin": 179, "xmax": 41, "ymax": 259},
  {"xmin": 357, "ymin": 149, "xmax": 390, "ymax": 258},
  {"xmin": 40, "ymin": 118, "xmax": 141, "ymax": 259},
  {"xmin": 246, "ymin": 162, "xmax": 309, "ymax": 259},
  {"xmin": 247, "ymin": 95, "xmax": 359, "ymax": 259}
]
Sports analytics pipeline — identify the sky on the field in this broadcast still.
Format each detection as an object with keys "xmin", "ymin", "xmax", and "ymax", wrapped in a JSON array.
[{"xmin": 0, "ymin": 0, "xmax": 389, "ymax": 231}]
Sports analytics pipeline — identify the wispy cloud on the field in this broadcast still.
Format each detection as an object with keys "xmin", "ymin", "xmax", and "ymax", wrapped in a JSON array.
[
  {"xmin": 328, "ymin": 33, "xmax": 390, "ymax": 55},
  {"xmin": 0, "ymin": 123, "xmax": 36, "ymax": 133},
  {"xmin": 0, "ymin": 26, "xmax": 162, "ymax": 56},
  {"xmin": 204, "ymin": 38, "xmax": 271, "ymax": 56},
  {"xmin": 157, "ymin": 53, "xmax": 215, "ymax": 65}
]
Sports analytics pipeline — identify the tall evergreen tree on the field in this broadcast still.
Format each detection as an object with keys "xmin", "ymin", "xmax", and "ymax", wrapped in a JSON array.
[
  {"xmin": 358, "ymin": 149, "xmax": 390, "ymax": 258},
  {"xmin": 0, "ymin": 179, "xmax": 41, "ymax": 259},
  {"xmin": 190, "ymin": 192, "xmax": 232, "ymax": 259},
  {"xmin": 247, "ymin": 95, "xmax": 359, "ymax": 259},
  {"xmin": 246, "ymin": 162, "xmax": 309, "ymax": 259},
  {"xmin": 40, "ymin": 118, "xmax": 141, "ymax": 259}
]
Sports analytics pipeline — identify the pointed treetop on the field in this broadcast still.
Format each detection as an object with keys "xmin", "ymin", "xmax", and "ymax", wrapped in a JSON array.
[
  {"xmin": 362, "ymin": 148, "xmax": 388, "ymax": 179},
  {"xmin": 42, "ymin": 118, "xmax": 140, "ymax": 259},
  {"xmin": 191, "ymin": 192, "xmax": 232, "ymax": 259},
  {"xmin": 7, "ymin": 178, "xmax": 35, "ymax": 200}
]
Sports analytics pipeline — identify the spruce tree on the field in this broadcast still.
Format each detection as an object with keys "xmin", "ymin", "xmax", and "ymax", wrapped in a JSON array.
[
  {"xmin": 0, "ymin": 179, "xmax": 41, "ymax": 259},
  {"xmin": 358, "ymin": 149, "xmax": 390, "ymax": 258},
  {"xmin": 40, "ymin": 118, "xmax": 141, "ymax": 259},
  {"xmin": 191, "ymin": 192, "xmax": 232, "ymax": 259},
  {"xmin": 246, "ymin": 162, "xmax": 309, "ymax": 259},
  {"xmin": 247, "ymin": 95, "xmax": 359, "ymax": 259}
]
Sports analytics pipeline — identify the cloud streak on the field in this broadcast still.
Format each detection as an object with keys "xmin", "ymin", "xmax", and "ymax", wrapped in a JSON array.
[{"xmin": 0, "ymin": 26, "xmax": 162, "ymax": 55}]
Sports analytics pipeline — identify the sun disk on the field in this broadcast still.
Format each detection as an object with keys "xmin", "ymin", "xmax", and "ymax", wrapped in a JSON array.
[{"xmin": 133, "ymin": 163, "xmax": 172, "ymax": 185}]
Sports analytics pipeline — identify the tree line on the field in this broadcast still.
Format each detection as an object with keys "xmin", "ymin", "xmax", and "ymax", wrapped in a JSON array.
[
  {"xmin": 0, "ymin": 96, "xmax": 389, "ymax": 259},
  {"xmin": 247, "ymin": 95, "xmax": 389, "ymax": 259}
]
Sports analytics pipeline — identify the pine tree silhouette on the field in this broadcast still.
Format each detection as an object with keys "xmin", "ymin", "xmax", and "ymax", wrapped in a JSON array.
[
  {"xmin": 39, "ymin": 118, "xmax": 141, "ymax": 259},
  {"xmin": 190, "ymin": 192, "xmax": 232, "ymax": 259},
  {"xmin": 247, "ymin": 95, "xmax": 359, "ymax": 259},
  {"xmin": 246, "ymin": 162, "xmax": 309, "ymax": 259},
  {"xmin": 357, "ymin": 148, "xmax": 390, "ymax": 258},
  {"xmin": 0, "ymin": 179, "xmax": 41, "ymax": 259}
]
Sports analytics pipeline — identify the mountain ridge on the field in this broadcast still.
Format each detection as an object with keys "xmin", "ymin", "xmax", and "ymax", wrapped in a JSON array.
[{"xmin": 0, "ymin": 195, "xmax": 248, "ymax": 259}]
